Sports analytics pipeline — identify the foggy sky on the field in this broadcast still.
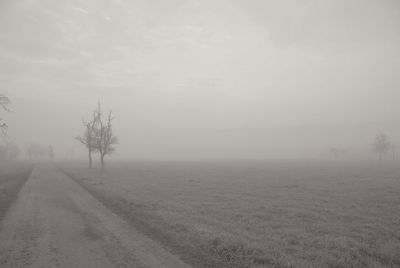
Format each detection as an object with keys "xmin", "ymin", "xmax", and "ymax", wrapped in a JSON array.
[{"xmin": 1, "ymin": 0, "xmax": 399, "ymax": 160}]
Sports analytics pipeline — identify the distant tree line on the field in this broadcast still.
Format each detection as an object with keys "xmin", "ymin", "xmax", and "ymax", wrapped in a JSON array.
[
  {"xmin": 26, "ymin": 144, "xmax": 55, "ymax": 160},
  {"xmin": 372, "ymin": 133, "xmax": 395, "ymax": 161},
  {"xmin": 0, "ymin": 93, "xmax": 56, "ymax": 162},
  {"xmin": 0, "ymin": 141, "xmax": 21, "ymax": 161},
  {"xmin": 0, "ymin": 93, "xmax": 18, "ymax": 161},
  {"xmin": 0, "ymin": 93, "xmax": 10, "ymax": 134},
  {"xmin": 329, "ymin": 148, "xmax": 348, "ymax": 159},
  {"xmin": 76, "ymin": 101, "xmax": 117, "ymax": 171},
  {"xmin": 329, "ymin": 133, "xmax": 397, "ymax": 161}
]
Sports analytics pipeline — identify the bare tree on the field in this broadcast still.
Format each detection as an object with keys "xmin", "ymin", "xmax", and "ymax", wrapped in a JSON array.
[
  {"xmin": 94, "ymin": 102, "xmax": 118, "ymax": 171},
  {"xmin": 391, "ymin": 144, "xmax": 396, "ymax": 161},
  {"xmin": 330, "ymin": 148, "xmax": 347, "ymax": 160},
  {"xmin": 26, "ymin": 145, "xmax": 33, "ymax": 160},
  {"xmin": 66, "ymin": 147, "xmax": 75, "ymax": 159},
  {"xmin": 372, "ymin": 133, "xmax": 391, "ymax": 160},
  {"xmin": 76, "ymin": 112, "xmax": 98, "ymax": 168},
  {"xmin": 0, "ymin": 94, "xmax": 10, "ymax": 134},
  {"xmin": 6, "ymin": 142, "xmax": 21, "ymax": 160},
  {"xmin": 0, "ymin": 142, "xmax": 20, "ymax": 161},
  {"xmin": 340, "ymin": 149, "xmax": 348, "ymax": 159},
  {"xmin": 48, "ymin": 145, "xmax": 55, "ymax": 161},
  {"xmin": 27, "ymin": 144, "xmax": 46, "ymax": 159},
  {"xmin": 330, "ymin": 148, "xmax": 339, "ymax": 159}
]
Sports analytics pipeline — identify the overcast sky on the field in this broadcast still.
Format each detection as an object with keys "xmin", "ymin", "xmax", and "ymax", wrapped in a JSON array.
[{"xmin": 1, "ymin": 0, "xmax": 399, "ymax": 160}]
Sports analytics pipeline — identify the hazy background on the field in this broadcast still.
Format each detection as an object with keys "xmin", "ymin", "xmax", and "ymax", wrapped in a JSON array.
[{"xmin": 0, "ymin": 0, "xmax": 399, "ymax": 160}]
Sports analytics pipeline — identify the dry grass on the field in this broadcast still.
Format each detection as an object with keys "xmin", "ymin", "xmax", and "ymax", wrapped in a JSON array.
[
  {"xmin": 61, "ymin": 161, "xmax": 400, "ymax": 267},
  {"xmin": 0, "ymin": 162, "xmax": 34, "ymax": 221}
]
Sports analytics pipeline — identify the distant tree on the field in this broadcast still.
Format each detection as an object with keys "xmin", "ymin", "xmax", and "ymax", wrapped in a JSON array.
[
  {"xmin": 391, "ymin": 145, "xmax": 396, "ymax": 161},
  {"xmin": 26, "ymin": 145, "xmax": 33, "ymax": 159},
  {"xmin": 93, "ymin": 102, "xmax": 118, "ymax": 171},
  {"xmin": 38, "ymin": 145, "xmax": 46, "ymax": 158},
  {"xmin": 0, "ymin": 146, "xmax": 7, "ymax": 161},
  {"xmin": 372, "ymin": 134, "xmax": 391, "ymax": 160},
  {"xmin": 27, "ymin": 144, "xmax": 46, "ymax": 159},
  {"xmin": 330, "ymin": 148, "xmax": 348, "ymax": 159},
  {"xmin": 330, "ymin": 148, "xmax": 339, "ymax": 159},
  {"xmin": 340, "ymin": 149, "xmax": 348, "ymax": 159},
  {"xmin": 6, "ymin": 142, "xmax": 20, "ymax": 160},
  {"xmin": 48, "ymin": 145, "xmax": 55, "ymax": 160},
  {"xmin": 67, "ymin": 147, "xmax": 75, "ymax": 159},
  {"xmin": 0, "ymin": 94, "xmax": 10, "ymax": 134},
  {"xmin": 76, "ymin": 112, "xmax": 98, "ymax": 168}
]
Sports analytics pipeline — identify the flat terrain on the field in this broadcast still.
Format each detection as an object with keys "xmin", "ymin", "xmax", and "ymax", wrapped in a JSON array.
[
  {"xmin": 60, "ymin": 161, "xmax": 400, "ymax": 268},
  {"xmin": 0, "ymin": 162, "xmax": 33, "ymax": 221},
  {"xmin": 0, "ymin": 164, "xmax": 189, "ymax": 268}
]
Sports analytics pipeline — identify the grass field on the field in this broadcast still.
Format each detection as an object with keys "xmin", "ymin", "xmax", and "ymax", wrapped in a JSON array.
[
  {"xmin": 61, "ymin": 161, "xmax": 400, "ymax": 268},
  {"xmin": 0, "ymin": 162, "xmax": 34, "ymax": 221}
]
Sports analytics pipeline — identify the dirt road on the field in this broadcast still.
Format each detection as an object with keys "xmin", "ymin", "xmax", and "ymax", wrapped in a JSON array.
[{"xmin": 0, "ymin": 164, "xmax": 190, "ymax": 268}]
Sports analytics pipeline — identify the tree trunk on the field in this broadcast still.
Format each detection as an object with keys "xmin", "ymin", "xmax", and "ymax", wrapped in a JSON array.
[
  {"xmin": 88, "ymin": 150, "xmax": 92, "ymax": 168},
  {"xmin": 100, "ymin": 154, "xmax": 105, "ymax": 172}
]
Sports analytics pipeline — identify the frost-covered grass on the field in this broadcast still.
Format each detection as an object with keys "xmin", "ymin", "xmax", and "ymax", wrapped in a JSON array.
[
  {"xmin": 61, "ymin": 161, "xmax": 400, "ymax": 267},
  {"xmin": 0, "ymin": 161, "xmax": 33, "ymax": 221}
]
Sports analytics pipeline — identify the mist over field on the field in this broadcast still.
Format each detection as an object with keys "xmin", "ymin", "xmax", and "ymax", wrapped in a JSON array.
[
  {"xmin": 1, "ymin": 2, "xmax": 400, "ymax": 267},
  {"xmin": 1, "ymin": 0, "xmax": 399, "ymax": 160}
]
